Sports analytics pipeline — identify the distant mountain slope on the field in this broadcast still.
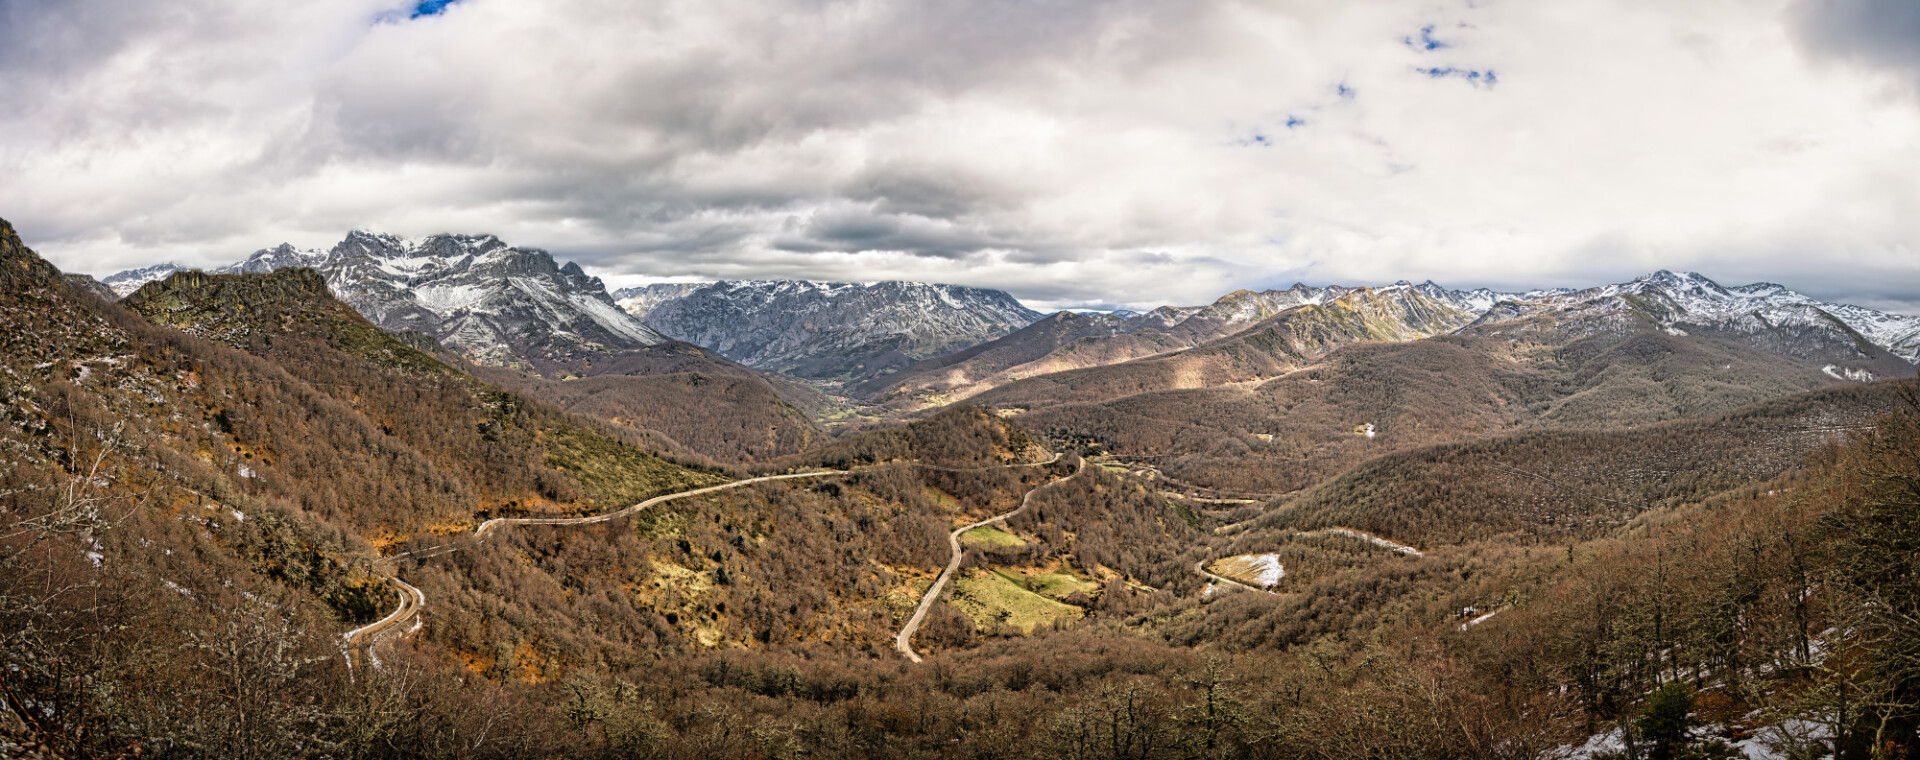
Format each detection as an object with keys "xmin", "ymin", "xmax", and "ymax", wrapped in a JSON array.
[
  {"xmin": 101, "ymin": 262, "xmax": 185, "ymax": 296},
  {"xmin": 62, "ymin": 272, "xmax": 116, "ymax": 300},
  {"xmin": 1233, "ymin": 381, "xmax": 1900, "ymax": 547},
  {"xmin": 994, "ymin": 273, "xmax": 1903, "ymax": 497},
  {"xmin": 875, "ymin": 271, "xmax": 1916, "ymax": 413},
  {"xmin": 316, "ymin": 232, "xmax": 668, "ymax": 369},
  {"xmin": 473, "ymin": 347, "xmax": 828, "ymax": 464},
  {"xmin": 215, "ymin": 242, "xmax": 327, "ymax": 275},
  {"xmin": 613, "ymin": 282, "xmax": 706, "ymax": 316},
  {"xmin": 622, "ymin": 280, "xmax": 1043, "ymax": 381},
  {"xmin": 967, "ymin": 283, "xmax": 1481, "ymax": 411},
  {"xmin": 1471, "ymin": 270, "xmax": 1920, "ymax": 367},
  {"xmin": 861, "ymin": 281, "xmax": 1500, "ymax": 409}
]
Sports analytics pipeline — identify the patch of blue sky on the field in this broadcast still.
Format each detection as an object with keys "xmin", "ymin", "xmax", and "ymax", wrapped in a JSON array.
[
  {"xmin": 410, "ymin": 0, "xmax": 458, "ymax": 17},
  {"xmin": 1404, "ymin": 24, "xmax": 1449, "ymax": 51},
  {"xmin": 1236, "ymin": 115, "xmax": 1307, "ymax": 147},
  {"xmin": 375, "ymin": 0, "xmax": 461, "ymax": 24},
  {"xmin": 1419, "ymin": 66, "xmax": 1498, "ymax": 88}
]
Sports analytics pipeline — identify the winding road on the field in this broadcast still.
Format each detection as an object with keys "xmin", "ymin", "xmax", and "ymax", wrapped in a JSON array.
[
  {"xmin": 894, "ymin": 458, "xmax": 1086, "ymax": 663},
  {"xmin": 341, "ymin": 574, "xmax": 425, "ymax": 672},
  {"xmin": 344, "ymin": 471, "xmax": 847, "ymax": 669},
  {"xmin": 343, "ymin": 455, "xmax": 1069, "ymax": 669}
]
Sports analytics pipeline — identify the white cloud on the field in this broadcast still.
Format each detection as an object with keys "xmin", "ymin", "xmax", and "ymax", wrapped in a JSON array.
[{"xmin": 2, "ymin": 0, "xmax": 1917, "ymax": 312}]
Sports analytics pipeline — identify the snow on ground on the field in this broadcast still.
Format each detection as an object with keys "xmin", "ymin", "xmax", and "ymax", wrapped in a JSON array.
[
  {"xmin": 411, "ymin": 283, "xmax": 490, "ymax": 313},
  {"xmin": 1459, "ymin": 606, "xmax": 1504, "ymax": 630},
  {"xmin": 1550, "ymin": 728, "xmax": 1625, "ymax": 759},
  {"xmin": 1247, "ymin": 554, "xmax": 1285, "ymax": 587},
  {"xmin": 1822, "ymin": 364, "xmax": 1874, "ymax": 382},
  {"xmin": 1322, "ymin": 528, "xmax": 1424, "ymax": 556},
  {"xmin": 1548, "ymin": 719, "xmax": 1834, "ymax": 760}
]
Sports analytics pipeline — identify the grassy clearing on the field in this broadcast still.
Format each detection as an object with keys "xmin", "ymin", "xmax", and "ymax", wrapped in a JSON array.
[
  {"xmin": 947, "ymin": 568, "xmax": 1081, "ymax": 632},
  {"xmin": 959, "ymin": 524, "xmax": 1027, "ymax": 550},
  {"xmin": 989, "ymin": 567, "xmax": 1099, "ymax": 603},
  {"xmin": 924, "ymin": 487, "xmax": 961, "ymax": 512}
]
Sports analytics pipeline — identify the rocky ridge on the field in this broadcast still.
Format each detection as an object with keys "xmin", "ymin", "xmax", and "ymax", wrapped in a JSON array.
[
  {"xmin": 101, "ymin": 262, "xmax": 186, "ymax": 296},
  {"xmin": 126, "ymin": 233, "xmax": 669, "ymax": 369},
  {"xmin": 1469, "ymin": 270, "xmax": 1919, "ymax": 368},
  {"xmin": 624, "ymin": 279, "xmax": 1044, "ymax": 381}
]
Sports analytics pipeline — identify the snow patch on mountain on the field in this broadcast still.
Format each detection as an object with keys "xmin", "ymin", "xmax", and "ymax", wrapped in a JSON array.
[
  {"xmin": 630, "ymin": 279, "xmax": 1043, "ymax": 380},
  {"xmin": 1823, "ymin": 365, "xmax": 1874, "ymax": 382},
  {"xmin": 215, "ymin": 244, "xmax": 328, "ymax": 275},
  {"xmin": 613, "ymin": 283, "xmax": 708, "ymax": 319},
  {"xmin": 103, "ymin": 263, "xmax": 187, "ymax": 297},
  {"xmin": 1465, "ymin": 270, "xmax": 1920, "ymax": 364}
]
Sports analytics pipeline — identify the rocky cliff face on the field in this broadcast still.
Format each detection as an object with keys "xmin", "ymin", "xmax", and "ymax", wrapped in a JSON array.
[
  {"xmin": 613, "ymin": 283, "xmax": 707, "ymax": 318},
  {"xmin": 627, "ymin": 280, "xmax": 1043, "ymax": 381},
  {"xmin": 113, "ymin": 232, "xmax": 667, "ymax": 369},
  {"xmin": 309, "ymin": 232, "xmax": 667, "ymax": 369}
]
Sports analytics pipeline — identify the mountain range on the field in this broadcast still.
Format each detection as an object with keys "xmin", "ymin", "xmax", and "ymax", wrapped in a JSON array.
[
  {"xmin": 862, "ymin": 272, "xmax": 1917, "ymax": 411},
  {"xmin": 100, "ymin": 235, "xmax": 1919, "ymax": 404}
]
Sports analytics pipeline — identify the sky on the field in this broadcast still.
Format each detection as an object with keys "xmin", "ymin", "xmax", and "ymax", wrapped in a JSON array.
[{"xmin": 3, "ymin": 0, "xmax": 1919, "ymax": 313}]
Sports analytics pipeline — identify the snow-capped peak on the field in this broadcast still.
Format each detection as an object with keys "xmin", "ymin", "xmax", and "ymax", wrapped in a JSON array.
[
  {"xmin": 216, "ymin": 244, "xmax": 328, "ymax": 276},
  {"xmin": 131, "ymin": 231, "xmax": 670, "ymax": 368},
  {"xmin": 632, "ymin": 279, "xmax": 1043, "ymax": 380},
  {"xmin": 102, "ymin": 263, "xmax": 189, "ymax": 297},
  {"xmin": 1462, "ymin": 270, "xmax": 1920, "ymax": 364}
]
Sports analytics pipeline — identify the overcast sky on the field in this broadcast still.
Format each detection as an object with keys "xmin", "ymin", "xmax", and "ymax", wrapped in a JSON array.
[{"xmin": 4, "ymin": 0, "xmax": 1918, "ymax": 312}]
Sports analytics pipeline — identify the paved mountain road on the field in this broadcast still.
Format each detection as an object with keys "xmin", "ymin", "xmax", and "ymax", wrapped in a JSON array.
[
  {"xmin": 894, "ymin": 458, "xmax": 1085, "ymax": 663},
  {"xmin": 343, "ymin": 455, "xmax": 1066, "ymax": 669},
  {"xmin": 341, "ymin": 574, "xmax": 425, "ymax": 672}
]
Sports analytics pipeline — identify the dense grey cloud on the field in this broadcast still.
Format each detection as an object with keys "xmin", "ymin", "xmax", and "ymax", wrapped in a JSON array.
[
  {"xmin": 2, "ymin": 0, "xmax": 1917, "ymax": 312},
  {"xmin": 1794, "ymin": 0, "xmax": 1920, "ymax": 91}
]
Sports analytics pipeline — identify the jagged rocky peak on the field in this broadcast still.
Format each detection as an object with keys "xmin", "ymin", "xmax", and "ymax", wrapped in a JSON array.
[
  {"xmin": 630, "ymin": 279, "xmax": 1044, "ymax": 381},
  {"xmin": 614, "ymin": 282, "xmax": 709, "ymax": 318},
  {"xmin": 102, "ymin": 230, "xmax": 666, "ymax": 370},
  {"xmin": 217, "ymin": 243, "xmax": 328, "ymax": 275},
  {"xmin": 103, "ymin": 262, "xmax": 189, "ymax": 297}
]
